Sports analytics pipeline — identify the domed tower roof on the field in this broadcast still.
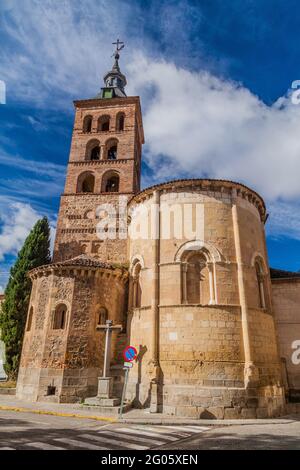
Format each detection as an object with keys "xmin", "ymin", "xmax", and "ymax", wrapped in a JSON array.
[{"xmin": 97, "ymin": 39, "xmax": 127, "ymax": 99}]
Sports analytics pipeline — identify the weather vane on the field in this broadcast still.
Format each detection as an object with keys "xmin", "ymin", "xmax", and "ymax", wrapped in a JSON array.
[{"xmin": 112, "ymin": 38, "xmax": 125, "ymax": 58}]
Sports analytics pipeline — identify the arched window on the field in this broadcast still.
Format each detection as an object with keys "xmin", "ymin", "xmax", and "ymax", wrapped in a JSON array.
[
  {"xmin": 98, "ymin": 115, "xmax": 110, "ymax": 132},
  {"xmin": 91, "ymin": 145, "xmax": 100, "ymax": 160},
  {"xmin": 132, "ymin": 263, "xmax": 142, "ymax": 308},
  {"xmin": 97, "ymin": 307, "xmax": 108, "ymax": 326},
  {"xmin": 101, "ymin": 171, "xmax": 120, "ymax": 193},
  {"xmin": 77, "ymin": 172, "xmax": 95, "ymax": 193},
  {"xmin": 83, "ymin": 209, "xmax": 94, "ymax": 219},
  {"xmin": 185, "ymin": 253, "xmax": 210, "ymax": 304},
  {"xmin": 104, "ymin": 138, "xmax": 118, "ymax": 160},
  {"xmin": 108, "ymin": 145, "xmax": 117, "ymax": 160},
  {"xmin": 181, "ymin": 248, "xmax": 215, "ymax": 305},
  {"xmin": 82, "ymin": 176, "xmax": 94, "ymax": 192},
  {"xmin": 105, "ymin": 175, "xmax": 119, "ymax": 192},
  {"xmin": 85, "ymin": 139, "xmax": 101, "ymax": 161},
  {"xmin": 83, "ymin": 115, "xmax": 92, "ymax": 133},
  {"xmin": 255, "ymin": 259, "xmax": 266, "ymax": 308},
  {"xmin": 116, "ymin": 112, "xmax": 125, "ymax": 131},
  {"xmin": 27, "ymin": 306, "xmax": 34, "ymax": 332},
  {"xmin": 53, "ymin": 304, "xmax": 67, "ymax": 330},
  {"xmin": 80, "ymin": 243, "xmax": 87, "ymax": 254}
]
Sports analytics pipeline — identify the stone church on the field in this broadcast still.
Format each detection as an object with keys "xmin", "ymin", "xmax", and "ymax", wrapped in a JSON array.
[{"xmin": 16, "ymin": 46, "xmax": 300, "ymax": 419}]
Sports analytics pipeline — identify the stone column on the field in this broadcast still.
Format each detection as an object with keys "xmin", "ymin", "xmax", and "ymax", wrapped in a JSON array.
[
  {"xmin": 258, "ymin": 274, "xmax": 266, "ymax": 309},
  {"xmin": 100, "ymin": 145, "xmax": 105, "ymax": 160},
  {"xmin": 213, "ymin": 262, "xmax": 218, "ymax": 304},
  {"xmin": 208, "ymin": 262, "xmax": 215, "ymax": 305},
  {"xmin": 261, "ymin": 219, "xmax": 273, "ymax": 312},
  {"xmin": 128, "ymin": 276, "xmax": 134, "ymax": 310},
  {"xmin": 232, "ymin": 189, "xmax": 259, "ymax": 387},
  {"xmin": 149, "ymin": 190, "xmax": 161, "ymax": 412},
  {"xmin": 181, "ymin": 263, "xmax": 188, "ymax": 304},
  {"xmin": 132, "ymin": 278, "xmax": 137, "ymax": 308}
]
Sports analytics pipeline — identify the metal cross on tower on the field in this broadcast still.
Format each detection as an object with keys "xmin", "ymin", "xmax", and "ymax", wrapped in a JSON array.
[{"xmin": 112, "ymin": 38, "xmax": 125, "ymax": 54}]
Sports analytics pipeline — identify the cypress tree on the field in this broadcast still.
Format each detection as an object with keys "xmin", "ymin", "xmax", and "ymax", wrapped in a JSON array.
[{"xmin": 0, "ymin": 217, "xmax": 51, "ymax": 379}]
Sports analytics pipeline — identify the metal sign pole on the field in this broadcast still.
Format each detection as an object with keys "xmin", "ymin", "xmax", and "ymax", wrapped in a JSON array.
[{"xmin": 119, "ymin": 367, "xmax": 129, "ymax": 419}]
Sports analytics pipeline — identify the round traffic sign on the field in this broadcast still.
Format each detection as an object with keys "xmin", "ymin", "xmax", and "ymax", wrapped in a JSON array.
[{"xmin": 123, "ymin": 345, "xmax": 137, "ymax": 362}]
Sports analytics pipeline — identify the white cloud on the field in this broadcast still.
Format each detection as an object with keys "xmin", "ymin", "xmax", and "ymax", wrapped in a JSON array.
[
  {"xmin": 1, "ymin": 0, "xmax": 300, "ymax": 242},
  {"xmin": 0, "ymin": 201, "xmax": 56, "ymax": 262},
  {"xmin": 266, "ymin": 200, "xmax": 300, "ymax": 240},
  {"xmin": 0, "ymin": 147, "xmax": 66, "ymax": 203},
  {"xmin": 127, "ymin": 56, "xmax": 300, "ymax": 239},
  {"xmin": 26, "ymin": 115, "xmax": 48, "ymax": 132},
  {"xmin": 0, "ymin": 202, "xmax": 40, "ymax": 261},
  {"xmin": 128, "ymin": 55, "xmax": 300, "ymax": 201},
  {"xmin": 0, "ymin": 199, "xmax": 57, "ymax": 292},
  {"xmin": 0, "ymin": 149, "xmax": 66, "ymax": 180},
  {"xmin": 0, "ymin": 0, "xmax": 136, "ymax": 108}
]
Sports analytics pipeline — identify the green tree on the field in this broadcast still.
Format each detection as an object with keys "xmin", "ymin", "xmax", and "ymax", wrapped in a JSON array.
[{"xmin": 0, "ymin": 217, "xmax": 51, "ymax": 379}]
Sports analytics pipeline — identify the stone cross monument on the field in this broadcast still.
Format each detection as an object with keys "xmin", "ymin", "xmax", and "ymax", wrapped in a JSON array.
[{"xmin": 85, "ymin": 319, "xmax": 122, "ymax": 406}]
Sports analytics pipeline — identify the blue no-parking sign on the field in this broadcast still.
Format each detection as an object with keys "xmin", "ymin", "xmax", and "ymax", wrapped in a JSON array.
[
  {"xmin": 120, "ymin": 346, "xmax": 137, "ymax": 419},
  {"xmin": 123, "ymin": 345, "xmax": 137, "ymax": 362}
]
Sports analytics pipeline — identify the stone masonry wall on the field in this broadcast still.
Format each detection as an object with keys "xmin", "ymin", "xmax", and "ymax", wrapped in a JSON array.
[
  {"xmin": 53, "ymin": 193, "xmax": 129, "ymax": 264},
  {"xmin": 17, "ymin": 267, "xmax": 128, "ymax": 403},
  {"xmin": 53, "ymin": 96, "xmax": 143, "ymax": 264},
  {"xmin": 127, "ymin": 181, "xmax": 285, "ymax": 417}
]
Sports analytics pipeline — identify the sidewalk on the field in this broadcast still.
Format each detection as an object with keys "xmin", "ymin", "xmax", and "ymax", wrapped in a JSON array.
[{"xmin": 0, "ymin": 395, "xmax": 299, "ymax": 425}]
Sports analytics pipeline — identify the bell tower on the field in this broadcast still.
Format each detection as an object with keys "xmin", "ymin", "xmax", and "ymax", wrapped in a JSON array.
[{"xmin": 53, "ymin": 41, "xmax": 144, "ymax": 264}]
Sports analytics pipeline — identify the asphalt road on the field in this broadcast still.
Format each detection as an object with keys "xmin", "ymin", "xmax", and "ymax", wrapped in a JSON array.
[
  {"xmin": 161, "ymin": 418, "xmax": 300, "ymax": 450},
  {"xmin": 0, "ymin": 410, "xmax": 300, "ymax": 450},
  {"xmin": 0, "ymin": 410, "xmax": 210, "ymax": 450}
]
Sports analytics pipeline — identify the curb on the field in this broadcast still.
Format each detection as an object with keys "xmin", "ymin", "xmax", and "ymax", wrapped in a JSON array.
[
  {"xmin": 119, "ymin": 417, "xmax": 296, "ymax": 425},
  {"xmin": 0, "ymin": 388, "xmax": 16, "ymax": 396},
  {"xmin": 0, "ymin": 404, "xmax": 298, "ymax": 426},
  {"xmin": 0, "ymin": 405, "xmax": 117, "ymax": 423}
]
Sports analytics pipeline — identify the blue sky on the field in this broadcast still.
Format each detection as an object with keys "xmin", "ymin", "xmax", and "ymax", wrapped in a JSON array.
[{"xmin": 1, "ymin": 0, "xmax": 300, "ymax": 290}]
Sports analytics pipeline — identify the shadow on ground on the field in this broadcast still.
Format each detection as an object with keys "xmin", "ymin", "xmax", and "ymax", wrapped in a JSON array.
[{"xmin": 159, "ymin": 422, "xmax": 300, "ymax": 450}]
